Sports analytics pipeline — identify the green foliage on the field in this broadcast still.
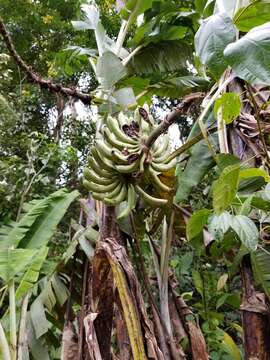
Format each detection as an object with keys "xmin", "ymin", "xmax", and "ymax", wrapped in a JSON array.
[
  {"xmin": 213, "ymin": 164, "xmax": 240, "ymax": 214},
  {"xmin": 224, "ymin": 22, "xmax": 270, "ymax": 84},
  {"xmin": 195, "ymin": 13, "xmax": 236, "ymax": 78},
  {"xmin": 214, "ymin": 92, "xmax": 241, "ymax": 124},
  {"xmin": 234, "ymin": 0, "xmax": 270, "ymax": 32}
]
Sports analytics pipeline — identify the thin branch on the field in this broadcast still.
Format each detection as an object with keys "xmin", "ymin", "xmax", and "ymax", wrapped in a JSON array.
[
  {"xmin": 0, "ymin": 19, "xmax": 92, "ymax": 105},
  {"xmin": 145, "ymin": 92, "xmax": 206, "ymax": 149}
]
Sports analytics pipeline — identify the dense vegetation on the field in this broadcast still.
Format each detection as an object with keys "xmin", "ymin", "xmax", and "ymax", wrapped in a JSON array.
[{"xmin": 1, "ymin": 0, "xmax": 270, "ymax": 359}]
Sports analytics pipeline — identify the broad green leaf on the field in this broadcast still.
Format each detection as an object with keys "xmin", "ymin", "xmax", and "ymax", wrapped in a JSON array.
[
  {"xmin": 176, "ymin": 140, "xmax": 215, "ymax": 203},
  {"xmin": 214, "ymin": 92, "xmax": 241, "ymax": 124},
  {"xmin": 234, "ymin": 0, "xmax": 270, "ymax": 32},
  {"xmin": 20, "ymin": 189, "xmax": 79, "ymax": 249},
  {"xmin": 113, "ymin": 87, "xmax": 137, "ymax": 108},
  {"xmin": 16, "ymin": 247, "xmax": 49, "ymax": 300},
  {"xmin": 0, "ymin": 199, "xmax": 50, "ymax": 249},
  {"xmin": 213, "ymin": 164, "xmax": 240, "ymax": 214},
  {"xmin": 214, "ymin": 0, "xmax": 238, "ymax": 18},
  {"xmin": 30, "ymin": 299, "xmax": 48, "ymax": 339},
  {"xmin": 195, "ymin": 13, "xmax": 236, "ymax": 78},
  {"xmin": 130, "ymin": 41, "xmax": 192, "ymax": 76},
  {"xmin": 97, "ymin": 51, "xmax": 127, "ymax": 89},
  {"xmin": 216, "ymin": 153, "xmax": 241, "ymax": 172},
  {"xmin": 149, "ymin": 76, "xmax": 209, "ymax": 99},
  {"xmin": 251, "ymin": 247, "xmax": 270, "ymax": 300},
  {"xmin": 120, "ymin": 0, "xmax": 153, "ymax": 22},
  {"xmin": 0, "ymin": 189, "xmax": 78, "ymax": 250},
  {"xmin": 230, "ymin": 215, "xmax": 258, "ymax": 251},
  {"xmin": 0, "ymin": 248, "xmax": 36, "ymax": 283},
  {"xmin": 239, "ymin": 167, "xmax": 270, "ymax": 182},
  {"xmin": 187, "ymin": 209, "xmax": 212, "ymax": 241},
  {"xmin": 224, "ymin": 22, "xmax": 270, "ymax": 85},
  {"xmin": 208, "ymin": 212, "xmax": 232, "ymax": 241},
  {"xmin": 28, "ymin": 316, "xmax": 50, "ymax": 360}
]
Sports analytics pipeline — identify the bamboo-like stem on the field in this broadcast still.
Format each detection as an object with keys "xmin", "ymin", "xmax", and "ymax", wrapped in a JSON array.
[
  {"xmin": 0, "ymin": 321, "xmax": 11, "ymax": 360},
  {"xmin": 17, "ymin": 293, "xmax": 30, "ymax": 360},
  {"xmin": 216, "ymin": 75, "xmax": 229, "ymax": 154},
  {"xmin": 160, "ymin": 211, "xmax": 175, "ymax": 337},
  {"xmin": 9, "ymin": 280, "xmax": 17, "ymax": 360},
  {"xmin": 123, "ymin": 45, "xmax": 144, "ymax": 66}
]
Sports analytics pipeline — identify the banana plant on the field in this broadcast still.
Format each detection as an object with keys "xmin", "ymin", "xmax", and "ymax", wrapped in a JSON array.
[{"xmin": 0, "ymin": 189, "xmax": 78, "ymax": 359}]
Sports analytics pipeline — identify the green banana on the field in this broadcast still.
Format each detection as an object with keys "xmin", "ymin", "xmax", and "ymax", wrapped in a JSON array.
[
  {"xmin": 83, "ymin": 168, "xmax": 114, "ymax": 186},
  {"xmin": 115, "ymin": 159, "xmax": 140, "ymax": 173},
  {"xmin": 148, "ymin": 168, "xmax": 173, "ymax": 193},
  {"xmin": 118, "ymin": 112, "xmax": 129, "ymax": 127},
  {"xmin": 83, "ymin": 179, "xmax": 120, "ymax": 193},
  {"xmin": 111, "ymin": 150, "xmax": 129, "ymax": 165},
  {"xmin": 117, "ymin": 184, "xmax": 137, "ymax": 220},
  {"xmin": 152, "ymin": 135, "xmax": 170, "ymax": 157},
  {"xmin": 135, "ymin": 185, "xmax": 168, "ymax": 207},
  {"xmin": 153, "ymin": 150, "xmax": 171, "ymax": 164},
  {"xmin": 87, "ymin": 156, "xmax": 112, "ymax": 178},
  {"xmin": 151, "ymin": 158, "xmax": 176, "ymax": 173},
  {"xmin": 104, "ymin": 184, "xmax": 127, "ymax": 206},
  {"xmin": 107, "ymin": 116, "xmax": 137, "ymax": 145},
  {"xmin": 103, "ymin": 127, "xmax": 139, "ymax": 152},
  {"xmin": 92, "ymin": 148, "xmax": 116, "ymax": 172},
  {"xmin": 106, "ymin": 181, "xmax": 124, "ymax": 199},
  {"xmin": 96, "ymin": 140, "xmax": 114, "ymax": 160}
]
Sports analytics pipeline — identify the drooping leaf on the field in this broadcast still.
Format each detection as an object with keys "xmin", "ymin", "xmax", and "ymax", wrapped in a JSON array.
[
  {"xmin": 251, "ymin": 247, "xmax": 270, "ymax": 300},
  {"xmin": 16, "ymin": 246, "xmax": 49, "ymax": 300},
  {"xmin": 0, "ymin": 248, "xmax": 36, "ymax": 283},
  {"xmin": 234, "ymin": 0, "xmax": 270, "ymax": 32},
  {"xmin": 221, "ymin": 331, "xmax": 241, "ymax": 360},
  {"xmin": 97, "ymin": 51, "xmax": 128, "ymax": 89},
  {"xmin": 230, "ymin": 215, "xmax": 258, "ymax": 251},
  {"xmin": 187, "ymin": 209, "xmax": 212, "ymax": 241},
  {"xmin": 213, "ymin": 164, "xmax": 240, "ymax": 214},
  {"xmin": 195, "ymin": 13, "xmax": 236, "ymax": 78},
  {"xmin": 149, "ymin": 76, "xmax": 209, "ymax": 98},
  {"xmin": 216, "ymin": 153, "xmax": 241, "ymax": 171},
  {"xmin": 20, "ymin": 189, "xmax": 79, "ymax": 249},
  {"xmin": 217, "ymin": 273, "xmax": 228, "ymax": 291},
  {"xmin": 0, "ymin": 189, "xmax": 78, "ymax": 250},
  {"xmin": 130, "ymin": 41, "xmax": 192, "ymax": 76},
  {"xmin": 175, "ymin": 140, "xmax": 215, "ymax": 203},
  {"xmin": 214, "ymin": 92, "xmax": 241, "ymax": 124},
  {"xmin": 224, "ymin": 22, "xmax": 270, "ymax": 85},
  {"xmin": 30, "ymin": 299, "xmax": 49, "ymax": 339}
]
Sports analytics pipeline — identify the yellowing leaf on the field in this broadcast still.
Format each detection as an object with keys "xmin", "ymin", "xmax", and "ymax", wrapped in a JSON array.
[
  {"xmin": 217, "ymin": 273, "xmax": 228, "ymax": 291},
  {"xmin": 222, "ymin": 332, "xmax": 241, "ymax": 360}
]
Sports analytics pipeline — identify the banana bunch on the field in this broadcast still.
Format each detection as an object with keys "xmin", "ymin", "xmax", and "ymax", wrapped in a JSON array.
[{"xmin": 83, "ymin": 107, "xmax": 176, "ymax": 214}]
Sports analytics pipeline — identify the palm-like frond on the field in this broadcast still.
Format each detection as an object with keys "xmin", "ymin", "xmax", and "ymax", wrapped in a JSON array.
[
  {"xmin": 0, "ymin": 189, "xmax": 79, "ymax": 250},
  {"xmin": 251, "ymin": 248, "xmax": 270, "ymax": 300},
  {"xmin": 129, "ymin": 41, "xmax": 192, "ymax": 76}
]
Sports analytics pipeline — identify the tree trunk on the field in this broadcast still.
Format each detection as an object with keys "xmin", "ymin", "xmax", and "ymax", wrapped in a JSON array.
[{"xmin": 241, "ymin": 256, "xmax": 270, "ymax": 360}]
